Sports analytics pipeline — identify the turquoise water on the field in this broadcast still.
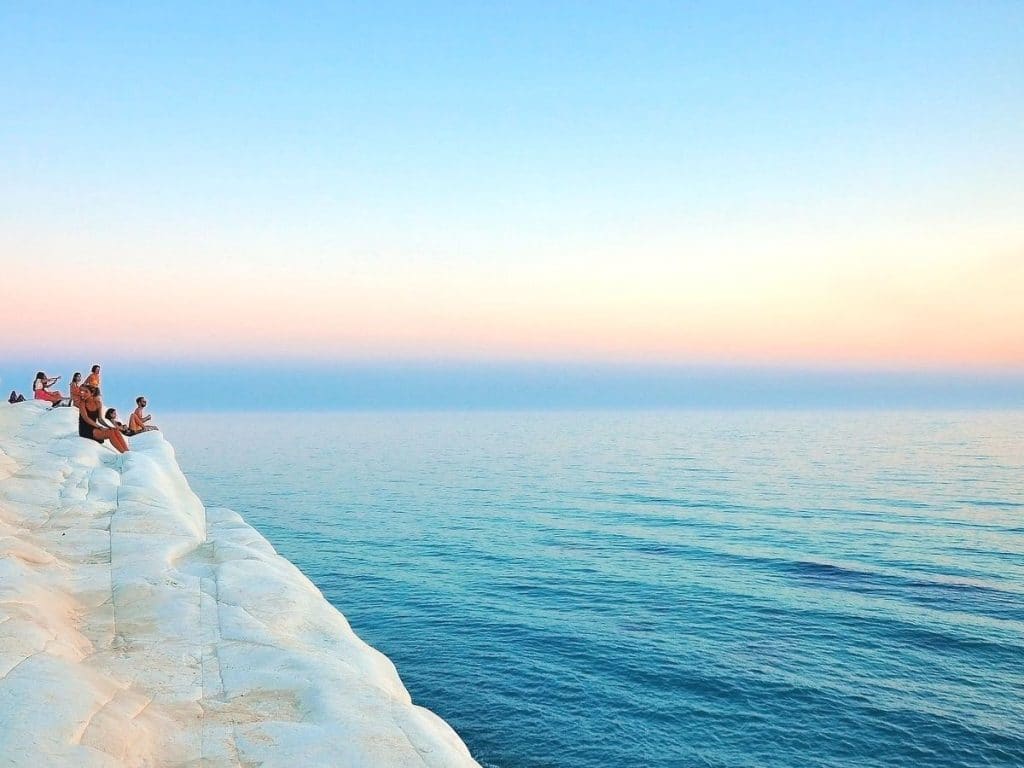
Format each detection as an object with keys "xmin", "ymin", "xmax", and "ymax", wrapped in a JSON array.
[{"xmin": 166, "ymin": 411, "xmax": 1024, "ymax": 768}]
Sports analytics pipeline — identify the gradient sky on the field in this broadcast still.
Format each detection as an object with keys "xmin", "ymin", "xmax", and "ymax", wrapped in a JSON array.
[{"xmin": 2, "ymin": 2, "xmax": 1023, "ymax": 369}]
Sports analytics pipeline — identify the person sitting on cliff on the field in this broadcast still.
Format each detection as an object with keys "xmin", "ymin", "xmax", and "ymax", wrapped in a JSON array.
[
  {"xmin": 32, "ymin": 372, "xmax": 65, "ymax": 406},
  {"xmin": 69, "ymin": 372, "xmax": 83, "ymax": 407},
  {"xmin": 77, "ymin": 385, "xmax": 130, "ymax": 453},
  {"xmin": 102, "ymin": 407, "xmax": 133, "ymax": 436},
  {"xmin": 130, "ymin": 396, "xmax": 158, "ymax": 433},
  {"xmin": 84, "ymin": 364, "xmax": 101, "ymax": 389}
]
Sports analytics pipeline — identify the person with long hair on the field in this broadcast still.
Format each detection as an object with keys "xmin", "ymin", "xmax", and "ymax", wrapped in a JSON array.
[
  {"xmin": 77, "ymin": 385, "xmax": 130, "ymax": 453},
  {"xmin": 102, "ymin": 407, "xmax": 129, "ymax": 433},
  {"xmin": 32, "ymin": 372, "xmax": 64, "ymax": 406},
  {"xmin": 69, "ymin": 372, "xmax": 83, "ymax": 407}
]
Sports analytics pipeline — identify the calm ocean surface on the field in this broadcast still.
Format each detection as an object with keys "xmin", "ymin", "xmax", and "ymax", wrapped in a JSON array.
[{"xmin": 165, "ymin": 410, "xmax": 1024, "ymax": 768}]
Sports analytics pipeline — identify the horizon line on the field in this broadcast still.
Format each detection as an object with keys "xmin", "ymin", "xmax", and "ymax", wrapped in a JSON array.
[{"xmin": 5, "ymin": 357, "xmax": 1024, "ymax": 376}]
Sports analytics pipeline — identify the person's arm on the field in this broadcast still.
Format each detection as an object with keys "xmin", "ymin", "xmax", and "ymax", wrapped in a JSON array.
[
  {"xmin": 143, "ymin": 414, "xmax": 151, "ymax": 423},
  {"xmin": 97, "ymin": 414, "xmax": 113, "ymax": 429},
  {"xmin": 78, "ymin": 400, "xmax": 102, "ymax": 429}
]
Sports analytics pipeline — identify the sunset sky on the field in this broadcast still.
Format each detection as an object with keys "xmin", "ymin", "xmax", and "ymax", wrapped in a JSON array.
[{"xmin": 2, "ymin": 3, "xmax": 1022, "ymax": 376}]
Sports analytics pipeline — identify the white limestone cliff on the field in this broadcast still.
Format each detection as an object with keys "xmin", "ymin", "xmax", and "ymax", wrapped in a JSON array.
[{"xmin": 0, "ymin": 401, "xmax": 480, "ymax": 767}]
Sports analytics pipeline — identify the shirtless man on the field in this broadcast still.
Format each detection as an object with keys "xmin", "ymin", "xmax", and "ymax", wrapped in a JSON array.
[
  {"xmin": 84, "ymin": 364, "xmax": 102, "ymax": 389},
  {"xmin": 130, "ymin": 396, "xmax": 158, "ymax": 433}
]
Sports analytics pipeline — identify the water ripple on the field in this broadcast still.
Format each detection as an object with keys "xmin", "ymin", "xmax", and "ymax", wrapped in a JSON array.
[{"xmin": 169, "ymin": 410, "xmax": 1024, "ymax": 768}]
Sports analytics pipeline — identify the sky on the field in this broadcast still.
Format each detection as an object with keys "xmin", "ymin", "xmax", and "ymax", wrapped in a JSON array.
[{"xmin": 2, "ymin": 2, "xmax": 1023, "ymax": 406}]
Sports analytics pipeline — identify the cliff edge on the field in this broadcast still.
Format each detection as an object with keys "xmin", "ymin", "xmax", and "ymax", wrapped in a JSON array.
[{"xmin": 0, "ymin": 401, "xmax": 480, "ymax": 767}]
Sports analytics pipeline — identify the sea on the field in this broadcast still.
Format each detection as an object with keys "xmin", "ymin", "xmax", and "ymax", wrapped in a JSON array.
[{"xmin": 165, "ymin": 410, "xmax": 1024, "ymax": 768}]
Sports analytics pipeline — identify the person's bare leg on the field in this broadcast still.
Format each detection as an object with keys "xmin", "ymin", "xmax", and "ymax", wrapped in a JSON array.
[
  {"xmin": 96, "ymin": 428, "xmax": 130, "ymax": 453},
  {"xmin": 110, "ymin": 430, "xmax": 130, "ymax": 453}
]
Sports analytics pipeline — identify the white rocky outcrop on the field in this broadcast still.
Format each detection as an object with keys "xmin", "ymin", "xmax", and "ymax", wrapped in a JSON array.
[{"xmin": 0, "ymin": 401, "xmax": 480, "ymax": 767}]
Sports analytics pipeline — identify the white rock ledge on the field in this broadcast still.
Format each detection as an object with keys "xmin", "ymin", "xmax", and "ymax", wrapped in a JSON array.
[{"xmin": 0, "ymin": 401, "xmax": 480, "ymax": 767}]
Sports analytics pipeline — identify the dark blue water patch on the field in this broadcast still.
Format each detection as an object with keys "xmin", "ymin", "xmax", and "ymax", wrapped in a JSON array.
[
  {"xmin": 860, "ymin": 496, "xmax": 946, "ymax": 513},
  {"xmin": 770, "ymin": 559, "xmax": 1024, "ymax": 621},
  {"xmin": 957, "ymin": 498, "xmax": 1024, "ymax": 509},
  {"xmin": 592, "ymin": 490, "xmax": 721, "ymax": 508},
  {"xmin": 949, "ymin": 544, "xmax": 1024, "ymax": 560},
  {"xmin": 901, "ymin": 579, "xmax": 1024, "ymax": 617},
  {"xmin": 811, "ymin": 611, "xmax": 1024, "ymax": 676}
]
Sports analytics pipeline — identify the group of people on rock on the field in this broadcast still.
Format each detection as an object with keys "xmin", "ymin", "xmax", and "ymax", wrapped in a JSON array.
[{"xmin": 7, "ymin": 364, "xmax": 158, "ymax": 454}]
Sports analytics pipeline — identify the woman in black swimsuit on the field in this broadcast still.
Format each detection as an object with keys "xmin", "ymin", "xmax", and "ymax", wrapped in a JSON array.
[{"xmin": 78, "ymin": 385, "xmax": 130, "ymax": 453}]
